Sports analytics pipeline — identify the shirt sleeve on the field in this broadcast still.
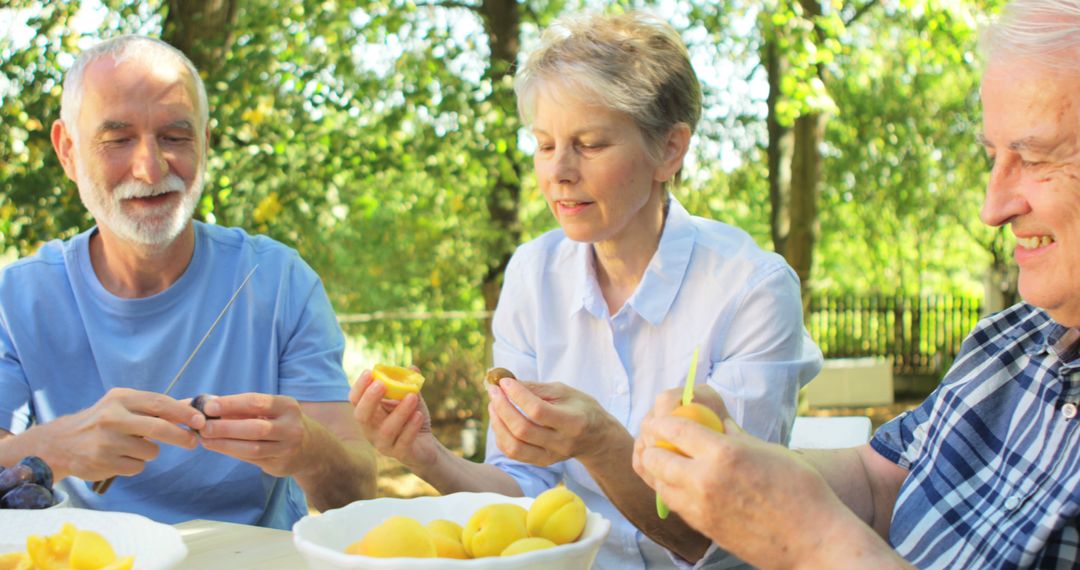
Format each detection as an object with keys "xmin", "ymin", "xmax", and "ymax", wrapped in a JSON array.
[
  {"xmin": 277, "ymin": 260, "xmax": 350, "ymax": 402},
  {"xmin": 871, "ymin": 389, "xmax": 935, "ymax": 468},
  {"xmin": 707, "ymin": 265, "xmax": 823, "ymax": 445},
  {"xmin": 869, "ymin": 317, "xmax": 991, "ymax": 467},
  {"xmin": 0, "ymin": 311, "xmax": 32, "ymax": 433},
  {"xmin": 484, "ymin": 250, "xmax": 566, "ymax": 496}
]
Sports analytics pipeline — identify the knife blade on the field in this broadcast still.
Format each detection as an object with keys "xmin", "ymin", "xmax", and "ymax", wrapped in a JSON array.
[{"xmin": 91, "ymin": 264, "xmax": 259, "ymax": 494}]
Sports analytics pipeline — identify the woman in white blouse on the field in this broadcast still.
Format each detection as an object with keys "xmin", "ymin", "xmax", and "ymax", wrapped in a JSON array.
[{"xmin": 350, "ymin": 11, "xmax": 822, "ymax": 569}]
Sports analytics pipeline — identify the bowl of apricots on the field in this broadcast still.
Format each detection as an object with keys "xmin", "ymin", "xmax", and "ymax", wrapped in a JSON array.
[
  {"xmin": 0, "ymin": 508, "xmax": 187, "ymax": 570},
  {"xmin": 293, "ymin": 487, "xmax": 610, "ymax": 569}
]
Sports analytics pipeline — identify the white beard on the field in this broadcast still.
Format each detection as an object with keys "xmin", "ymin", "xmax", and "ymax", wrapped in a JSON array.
[{"xmin": 76, "ymin": 160, "xmax": 204, "ymax": 248}]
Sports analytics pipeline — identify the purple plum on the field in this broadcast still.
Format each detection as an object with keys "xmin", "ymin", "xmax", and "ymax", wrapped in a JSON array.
[
  {"xmin": 0, "ymin": 464, "xmax": 32, "ymax": 495},
  {"xmin": 2, "ymin": 483, "xmax": 54, "ymax": 509},
  {"xmin": 18, "ymin": 456, "xmax": 52, "ymax": 489}
]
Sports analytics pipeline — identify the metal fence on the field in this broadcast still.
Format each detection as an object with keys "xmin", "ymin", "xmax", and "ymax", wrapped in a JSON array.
[
  {"xmin": 339, "ymin": 293, "xmax": 985, "ymax": 409},
  {"xmin": 806, "ymin": 294, "xmax": 984, "ymax": 378}
]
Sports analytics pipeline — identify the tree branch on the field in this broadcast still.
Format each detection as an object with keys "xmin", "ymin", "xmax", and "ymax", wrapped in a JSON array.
[
  {"xmin": 844, "ymin": 0, "xmax": 881, "ymax": 27},
  {"xmin": 414, "ymin": 0, "xmax": 480, "ymax": 13}
]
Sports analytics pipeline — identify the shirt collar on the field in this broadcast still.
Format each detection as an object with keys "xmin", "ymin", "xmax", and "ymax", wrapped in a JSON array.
[
  {"xmin": 569, "ymin": 195, "xmax": 698, "ymax": 325},
  {"xmin": 1022, "ymin": 309, "xmax": 1078, "ymax": 363},
  {"xmin": 570, "ymin": 244, "xmax": 607, "ymax": 319}
]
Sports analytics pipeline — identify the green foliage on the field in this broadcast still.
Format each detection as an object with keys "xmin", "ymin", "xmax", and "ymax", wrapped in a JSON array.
[
  {"xmin": 0, "ymin": 0, "xmax": 1015, "ymax": 415},
  {"xmin": 686, "ymin": 0, "xmax": 1009, "ymax": 295},
  {"xmin": 0, "ymin": 3, "xmax": 86, "ymax": 252}
]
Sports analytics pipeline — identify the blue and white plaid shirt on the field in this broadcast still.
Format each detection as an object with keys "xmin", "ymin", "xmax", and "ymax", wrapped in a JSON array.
[{"xmin": 872, "ymin": 303, "xmax": 1080, "ymax": 569}]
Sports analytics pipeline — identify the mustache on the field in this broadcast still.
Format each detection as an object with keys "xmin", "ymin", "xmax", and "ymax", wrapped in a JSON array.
[{"xmin": 113, "ymin": 174, "xmax": 186, "ymax": 200}]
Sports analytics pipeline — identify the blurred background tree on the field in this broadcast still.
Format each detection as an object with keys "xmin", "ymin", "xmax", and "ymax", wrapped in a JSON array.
[{"xmin": 1, "ymin": 0, "xmax": 1011, "ymax": 423}]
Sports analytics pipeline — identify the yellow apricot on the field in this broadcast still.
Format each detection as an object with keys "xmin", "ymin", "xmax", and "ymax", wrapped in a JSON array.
[
  {"xmin": 0, "ymin": 552, "xmax": 30, "ymax": 570},
  {"xmin": 99, "ymin": 556, "xmax": 134, "ymax": 570},
  {"xmin": 501, "ymin": 537, "xmax": 557, "ymax": 557},
  {"xmin": 25, "ymin": 535, "xmax": 62, "ymax": 570},
  {"xmin": 345, "ymin": 516, "xmax": 436, "ymax": 558},
  {"xmin": 426, "ymin": 520, "xmax": 468, "ymax": 559},
  {"xmin": 47, "ymin": 523, "xmax": 76, "ymax": 558},
  {"xmin": 526, "ymin": 486, "xmax": 587, "ymax": 545},
  {"xmin": 656, "ymin": 403, "xmax": 725, "ymax": 456},
  {"xmin": 372, "ymin": 365, "xmax": 425, "ymax": 400},
  {"xmin": 462, "ymin": 504, "xmax": 528, "ymax": 558},
  {"xmin": 70, "ymin": 529, "xmax": 117, "ymax": 570}
]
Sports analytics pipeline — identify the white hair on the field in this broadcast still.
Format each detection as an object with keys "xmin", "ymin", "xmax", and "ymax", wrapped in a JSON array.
[
  {"xmin": 514, "ymin": 11, "xmax": 701, "ymax": 159},
  {"xmin": 60, "ymin": 35, "xmax": 209, "ymax": 142},
  {"xmin": 981, "ymin": 0, "xmax": 1080, "ymax": 68}
]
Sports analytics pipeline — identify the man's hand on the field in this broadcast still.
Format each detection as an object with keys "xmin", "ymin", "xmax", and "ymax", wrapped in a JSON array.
[
  {"xmin": 197, "ymin": 393, "xmax": 316, "ymax": 477},
  {"xmin": 487, "ymin": 378, "xmax": 620, "ymax": 466},
  {"xmin": 195, "ymin": 393, "xmax": 376, "ymax": 510},
  {"xmin": 25, "ymin": 387, "xmax": 203, "ymax": 481},
  {"xmin": 634, "ymin": 398, "xmax": 910, "ymax": 569},
  {"xmin": 348, "ymin": 369, "xmax": 440, "ymax": 471}
]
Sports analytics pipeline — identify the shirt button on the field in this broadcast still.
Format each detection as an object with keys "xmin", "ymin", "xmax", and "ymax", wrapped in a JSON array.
[
  {"xmin": 616, "ymin": 385, "xmax": 627, "ymax": 395},
  {"xmin": 1064, "ymin": 403, "xmax": 1078, "ymax": 419},
  {"xmin": 1004, "ymin": 496, "xmax": 1021, "ymax": 511}
]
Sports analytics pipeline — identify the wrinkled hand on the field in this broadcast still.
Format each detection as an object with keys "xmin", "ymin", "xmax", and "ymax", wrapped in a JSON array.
[
  {"xmin": 348, "ymin": 370, "xmax": 438, "ymax": 470},
  {"xmin": 634, "ymin": 403, "xmax": 844, "ymax": 568},
  {"xmin": 198, "ymin": 393, "xmax": 315, "ymax": 477},
  {"xmin": 487, "ymin": 378, "xmax": 619, "ymax": 466},
  {"xmin": 42, "ymin": 387, "xmax": 202, "ymax": 481},
  {"xmin": 632, "ymin": 384, "xmax": 730, "ymax": 488}
]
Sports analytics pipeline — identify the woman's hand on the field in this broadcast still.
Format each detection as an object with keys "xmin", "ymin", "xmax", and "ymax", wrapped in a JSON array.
[
  {"xmin": 349, "ymin": 369, "xmax": 439, "ymax": 470},
  {"xmin": 486, "ymin": 377, "xmax": 622, "ymax": 466}
]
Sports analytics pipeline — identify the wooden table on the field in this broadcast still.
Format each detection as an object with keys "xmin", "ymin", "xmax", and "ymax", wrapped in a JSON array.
[{"xmin": 174, "ymin": 519, "xmax": 306, "ymax": 569}]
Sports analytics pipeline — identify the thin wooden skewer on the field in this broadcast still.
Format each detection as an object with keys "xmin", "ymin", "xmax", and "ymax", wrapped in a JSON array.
[{"xmin": 91, "ymin": 265, "xmax": 259, "ymax": 495}]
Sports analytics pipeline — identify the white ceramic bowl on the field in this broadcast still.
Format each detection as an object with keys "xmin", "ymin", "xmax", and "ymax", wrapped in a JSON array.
[
  {"xmin": 0, "ymin": 508, "xmax": 188, "ymax": 570},
  {"xmin": 47, "ymin": 488, "xmax": 70, "ymax": 509},
  {"xmin": 293, "ymin": 492, "xmax": 610, "ymax": 570}
]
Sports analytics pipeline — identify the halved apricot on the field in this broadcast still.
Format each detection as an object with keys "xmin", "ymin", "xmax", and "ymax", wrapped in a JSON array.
[{"xmin": 372, "ymin": 365, "xmax": 425, "ymax": 400}]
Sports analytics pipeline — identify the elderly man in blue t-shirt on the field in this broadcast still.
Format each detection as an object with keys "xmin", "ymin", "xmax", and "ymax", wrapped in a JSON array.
[
  {"xmin": 633, "ymin": 1, "xmax": 1080, "ymax": 568},
  {"xmin": 0, "ymin": 35, "xmax": 375, "ymax": 528}
]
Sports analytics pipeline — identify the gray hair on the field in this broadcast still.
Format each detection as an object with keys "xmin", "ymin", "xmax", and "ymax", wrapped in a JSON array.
[
  {"xmin": 60, "ymin": 35, "xmax": 209, "ymax": 142},
  {"xmin": 980, "ymin": 0, "xmax": 1080, "ymax": 68},
  {"xmin": 515, "ymin": 11, "xmax": 701, "ymax": 160}
]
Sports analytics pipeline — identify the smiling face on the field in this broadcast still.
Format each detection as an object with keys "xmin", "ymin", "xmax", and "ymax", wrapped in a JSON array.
[
  {"xmin": 53, "ymin": 54, "xmax": 205, "ymax": 248},
  {"xmin": 531, "ymin": 84, "xmax": 677, "ymax": 247},
  {"xmin": 980, "ymin": 58, "xmax": 1080, "ymax": 326}
]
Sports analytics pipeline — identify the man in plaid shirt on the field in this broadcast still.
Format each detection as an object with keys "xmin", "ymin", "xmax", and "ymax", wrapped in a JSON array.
[{"xmin": 631, "ymin": 0, "xmax": 1080, "ymax": 568}]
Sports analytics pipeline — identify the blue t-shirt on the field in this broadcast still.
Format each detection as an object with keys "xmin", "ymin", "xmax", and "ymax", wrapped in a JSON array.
[{"xmin": 0, "ymin": 221, "xmax": 349, "ymax": 529}]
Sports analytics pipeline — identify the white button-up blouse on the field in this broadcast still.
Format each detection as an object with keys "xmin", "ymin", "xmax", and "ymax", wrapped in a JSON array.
[{"xmin": 486, "ymin": 196, "xmax": 823, "ymax": 569}]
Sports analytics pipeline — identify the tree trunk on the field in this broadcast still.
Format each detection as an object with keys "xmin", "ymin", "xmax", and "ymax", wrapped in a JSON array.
[
  {"xmin": 478, "ymin": 0, "xmax": 523, "ymax": 365},
  {"xmin": 765, "ymin": 39, "xmax": 794, "ymax": 258},
  {"xmin": 161, "ymin": 0, "xmax": 239, "ymax": 79},
  {"xmin": 786, "ymin": 112, "xmax": 823, "ymax": 297},
  {"xmin": 765, "ymin": 0, "xmax": 826, "ymax": 313},
  {"xmin": 161, "ymin": 0, "xmax": 240, "ymax": 227}
]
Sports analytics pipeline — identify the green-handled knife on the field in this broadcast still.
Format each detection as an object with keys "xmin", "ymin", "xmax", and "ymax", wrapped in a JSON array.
[{"xmin": 657, "ymin": 346, "xmax": 699, "ymax": 519}]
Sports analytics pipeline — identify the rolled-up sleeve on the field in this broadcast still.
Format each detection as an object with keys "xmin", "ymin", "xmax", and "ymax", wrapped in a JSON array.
[
  {"xmin": 708, "ymin": 266, "xmax": 822, "ymax": 445},
  {"xmin": 485, "ymin": 251, "xmax": 566, "ymax": 496}
]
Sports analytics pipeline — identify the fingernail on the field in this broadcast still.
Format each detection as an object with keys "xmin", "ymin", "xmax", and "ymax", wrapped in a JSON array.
[
  {"xmin": 485, "ymin": 384, "xmax": 499, "ymax": 398},
  {"xmin": 204, "ymin": 401, "xmax": 220, "ymax": 416}
]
